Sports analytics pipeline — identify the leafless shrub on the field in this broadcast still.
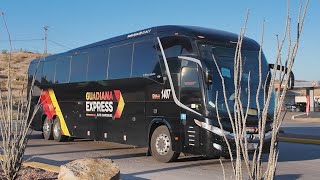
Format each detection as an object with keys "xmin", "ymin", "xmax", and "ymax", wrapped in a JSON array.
[
  {"xmin": 0, "ymin": 12, "xmax": 40, "ymax": 180},
  {"xmin": 216, "ymin": 1, "xmax": 309, "ymax": 179}
]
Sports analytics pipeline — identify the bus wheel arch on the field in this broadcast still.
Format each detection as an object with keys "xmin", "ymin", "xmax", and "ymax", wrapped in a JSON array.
[
  {"xmin": 148, "ymin": 120, "xmax": 179, "ymax": 162},
  {"xmin": 148, "ymin": 119, "xmax": 172, "ymax": 147},
  {"xmin": 52, "ymin": 116, "xmax": 68, "ymax": 142}
]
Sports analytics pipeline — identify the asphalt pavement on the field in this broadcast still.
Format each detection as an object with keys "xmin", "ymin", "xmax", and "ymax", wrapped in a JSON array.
[
  {"xmin": 20, "ymin": 131, "xmax": 320, "ymax": 180},
  {"xmin": 279, "ymin": 112, "xmax": 320, "ymax": 144},
  {"xmin": 2, "ymin": 111, "xmax": 320, "ymax": 179}
]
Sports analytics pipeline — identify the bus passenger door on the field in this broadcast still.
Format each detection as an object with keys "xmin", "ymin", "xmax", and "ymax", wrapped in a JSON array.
[{"xmin": 180, "ymin": 65, "xmax": 203, "ymax": 154}]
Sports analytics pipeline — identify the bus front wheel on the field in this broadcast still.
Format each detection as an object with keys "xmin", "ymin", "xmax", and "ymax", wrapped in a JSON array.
[
  {"xmin": 151, "ymin": 125, "xmax": 180, "ymax": 163},
  {"xmin": 42, "ymin": 117, "xmax": 53, "ymax": 140},
  {"xmin": 53, "ymin": 118, "xmax": 68, "ymax": 142}
]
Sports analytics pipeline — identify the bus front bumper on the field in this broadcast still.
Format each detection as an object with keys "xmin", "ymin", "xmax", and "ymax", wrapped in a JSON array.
[{"xmin": 194, "ymin": 119, "xmax": 274, "ymax": 157}]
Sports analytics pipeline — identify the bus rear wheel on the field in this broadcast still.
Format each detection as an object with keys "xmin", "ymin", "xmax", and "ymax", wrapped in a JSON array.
[
  {"xmin": 53, "ymin": 118, "xmax": 68, "ymax": 142},
  {"xmin": 151, "ymin": 125, "xmax": 180, "ymax": 163},
  {"xmin": 42, "ymin": 117, "xmax": 53, "ymax": 140}
]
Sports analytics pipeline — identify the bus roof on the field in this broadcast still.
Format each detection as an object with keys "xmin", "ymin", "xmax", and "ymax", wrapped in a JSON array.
[
  {"xmin": 73, "ymin": 25, "xmax": 257, "ymax": 51},
  {"xmin": 31, "ymin": 25, "xmax": 258, "ymax": 64}
]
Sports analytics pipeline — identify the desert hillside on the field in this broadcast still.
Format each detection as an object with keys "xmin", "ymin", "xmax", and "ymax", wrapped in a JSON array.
[{"xmin": 0, "ymin": 51, "xmax": 44, "ymax": 95}]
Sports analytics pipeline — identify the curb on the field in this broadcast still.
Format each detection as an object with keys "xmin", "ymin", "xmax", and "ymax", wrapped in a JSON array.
[
  {"xmin": 23, "ymin": 161, "xmax": 60, "ymax": 173},
  {"xmin": 278, "ymin": 136, "xmax": 320, "ymax": 145},
  {"xmin": 0, "ymin": 155, "xmax": 60, "ymax": 173},
  {"xmin": 292, "ymin": 118, "xmax": 320, "ymax": 123}
]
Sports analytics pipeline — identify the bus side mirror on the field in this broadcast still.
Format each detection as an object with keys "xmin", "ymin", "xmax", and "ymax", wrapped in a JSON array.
[
  {"xmin": 269, "ymin": 64, "xmax": 295, "ymax": 89},
  {"xmin": 205, "ymin": 69, "xmax": 213, "ymax": 85},
  {"xmin": 288, "ymin": 71, "xmax": 294, "ymax": 90}
]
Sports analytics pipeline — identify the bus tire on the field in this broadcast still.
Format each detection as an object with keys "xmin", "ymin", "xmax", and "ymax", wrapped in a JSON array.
[
  {"xmin": 53, "ymin": 118, "xmax": 67, "ymax": 142},
  {"xmin": 151, "ymin": 125, "xmax": 180, "ymax": 163},
  {"xmin": 42, "ymin": 117, "xmax": 53, "ymax": 140}
]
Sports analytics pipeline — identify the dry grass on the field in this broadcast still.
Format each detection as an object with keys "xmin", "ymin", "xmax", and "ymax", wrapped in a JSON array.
[
  {"xmin": 0, "ymin": 51, "xmax": 44, "ymax": 118},
  {"xmin": 0, "ymin": 51, "xmax": 43, "ymax": 99}
]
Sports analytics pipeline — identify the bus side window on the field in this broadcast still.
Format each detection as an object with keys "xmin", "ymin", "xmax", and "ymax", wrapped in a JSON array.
[
  {"xmin": 55, "ymin": 57, "xmax": 71, "ymax": 84},
  {"xmin": 70, "ymin": 53, "xmax": 89, "ymax": 82},
  {"xmin": 132, "ymin": 39, "xmax": 163, "ymax": 81},
  {"xmin": 42, "ymin": 59, "xmax": 56, "ymax": 84},
  {"xmin": 108, "ymin": 44, "xmax": 133, "ymax": 79},
  {"xmin": 87, "ymin": 47, "xmax": 108, "ymax": 81}
]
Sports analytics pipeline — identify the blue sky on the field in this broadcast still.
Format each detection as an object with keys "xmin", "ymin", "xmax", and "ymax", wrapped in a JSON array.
[{"xmin": 0, "ymin": 0, "xmax": 318, "ymax": 80}]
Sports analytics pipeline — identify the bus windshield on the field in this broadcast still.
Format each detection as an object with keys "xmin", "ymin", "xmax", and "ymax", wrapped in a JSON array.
[{"xmin": 198, "ymin": 43, "xmax": 275, "ymax": 117}]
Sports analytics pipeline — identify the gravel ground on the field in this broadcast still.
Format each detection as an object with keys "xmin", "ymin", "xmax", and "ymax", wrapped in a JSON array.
[{"xmin": 0, "ymin": 166, "xmax": 58, "ymax": 180}]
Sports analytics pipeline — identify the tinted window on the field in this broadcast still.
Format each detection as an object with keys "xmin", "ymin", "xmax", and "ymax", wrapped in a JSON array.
[
  {"xmin": 132, "ymin": 40, "xmax": 162, "ymax": 79},
  {"xmin": 70, "ymin": 53, "xmax": 88, "ymax": 82},
  {"xmin": 42, "ymin": 60, "xmax": 56, "ymax": 84},
  {"xmin": 55, "ymin": 57, "xmax": 71, "ymax": 83},
  {"xmin": 35, "ymin": 62, "xmax": 43, "ymax": 83},
  {"xmin": 108, "ymin": 44, "xmax": 133, "ymax": 79},
  {"xmin": 87, "ymin": 47, "xmax": 108, "ymax": 81},
  {"xmin": 159, "ymin": 36, "xmax": 194, "ymax": 58},
  {"xmin": 28, "ymin": 63, "xmax": 36, "ymax": 79}
]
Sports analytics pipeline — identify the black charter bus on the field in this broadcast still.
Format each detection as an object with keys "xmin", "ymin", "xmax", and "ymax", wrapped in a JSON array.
[{"xmin": 28, "ymin": 25, "xmax": 279, "ymax": 162}]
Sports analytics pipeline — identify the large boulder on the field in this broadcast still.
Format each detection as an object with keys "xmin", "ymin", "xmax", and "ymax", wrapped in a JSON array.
[{"xmin": 58, "ymin": 158, "xmax": 120, "ymax": 180}]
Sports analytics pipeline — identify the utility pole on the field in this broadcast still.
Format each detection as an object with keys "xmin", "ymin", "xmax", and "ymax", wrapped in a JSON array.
[{"xmin": 44, "ymin": 26, "xmax": 49, "ymax": 54}]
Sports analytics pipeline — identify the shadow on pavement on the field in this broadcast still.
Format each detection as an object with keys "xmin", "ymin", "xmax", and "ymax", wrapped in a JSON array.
[
  {"xmin": 275, "ymin": 174, "xmax": 302, "ymax": 180},
  {"xmin": 280, "ymin": 126, "xmax": 320, "ymax": 137},
  {"xmin": 277, "ymin": 142, "xmax": 320, "ymax": 162},
  {"xmin": 175, "ymin": 155, "xmax": 220, "ymax": 162},
  {"xmin": 27, "ymin": 143, "xmax": 74, "ymax": 148},
  {"xmin": 27, "ymin": 133, "xmax": 43, "ymax": 139},
  {"xmin": 122, "ymin": 159, "xmax": 222, "ymax": 177},
  {"xmin": 121, "ymin": 173, "xmax": 150, "ymax": 180},
  {"xmin": 101, "ymin": 153, "xmax": 147, "ymax": 160},
  {"xmin": 26, "ymin": 146, "xmax": 145, "ymax": 157},
  {"xmin": 24, "ymin": 152, "xmax": 147, "ymax": 167}
]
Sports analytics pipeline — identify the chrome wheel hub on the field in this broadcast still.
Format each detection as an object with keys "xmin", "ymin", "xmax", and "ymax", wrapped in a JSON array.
[
  {"xmin": 156, "ymin": 133, "xmax": 170, "ymax": 155},
  {"xmin": 53, "ymin": 122, "xmax": 60, "ymax": 137},
  {"xmin": 43, "ymin": 121, "xmax": 50, "ymax": 133}
]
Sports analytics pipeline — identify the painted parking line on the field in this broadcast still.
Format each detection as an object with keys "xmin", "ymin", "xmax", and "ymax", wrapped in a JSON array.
[
  {"xmin": 279, "ymin": 137, "xmax": 320, "ymax": 145},
  {"xmin": 291, "ymin": 113, "xmax": 307, "ymax": 119},
  {"xmin": 291, "ymin": 118, "xmax": 320, "ymax": 123},
  {"xmin": 23, "ymin": 161, "xmax": 60, "ymax": 173},
  {"xmin": 0, "ymin": 155, "xmax": 60, "ymax": 173}
]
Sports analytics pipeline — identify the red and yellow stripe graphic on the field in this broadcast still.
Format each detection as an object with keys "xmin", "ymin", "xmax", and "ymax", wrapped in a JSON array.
[
  {"xmin": 113, "ymin": 90, "xmax": 125, "ymax": 118},
  {"xmin": 40, "ymin": 91, "xmax": 55, "ymax": 120},
  {"xmin": 40, "ymin": 89, "xmax": 71, "ymax": 136}
]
